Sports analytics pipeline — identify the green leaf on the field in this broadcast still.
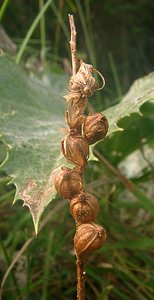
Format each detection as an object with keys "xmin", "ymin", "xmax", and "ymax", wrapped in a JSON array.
[
  {"xmin": 0, "ymin": 56, "xmax": 154, "ymax": 232},
  {"xmin": 96, "ymin": 110, "xmax": 154, "ymax": 166},
  {"xmin": 0, "ymin": 56, "xmax": 67, "ymax": 233},
  {"xmin": 104, "ymin": 72, "xmax": 154, "ymax": 134}
]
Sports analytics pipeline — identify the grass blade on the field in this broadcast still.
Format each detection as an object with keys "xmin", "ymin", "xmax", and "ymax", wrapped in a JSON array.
[
  {"xmin": 0, "ymin": 0, "xmax": 9, "ymax": 21},
  {"xmin": 16, "ymin": 0, "xmax": 53, "ymax": 64}
]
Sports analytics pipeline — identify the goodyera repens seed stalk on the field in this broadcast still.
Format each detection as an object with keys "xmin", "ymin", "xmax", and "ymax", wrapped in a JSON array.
[{"xmin": 53, "ymin": 15, "xmax": 109, "ymax": 300}]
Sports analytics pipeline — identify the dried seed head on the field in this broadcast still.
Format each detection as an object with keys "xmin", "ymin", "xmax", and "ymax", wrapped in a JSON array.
[
  {"xmin": 53, "ymin": 166, "xmax": 83, "ymax": 199},
  {"xmin": 84, "ymin": 113, "xmax": 108, "ymax": 144},
  {"xmin": 61, "ymin": 133, "xmax": 89, "ymax": 172},
  {"xmin": 70, "ymin": 191, "xmax": 99, "ymax": 224},
  {"xmin": 69, "ymin": 61, "xmax": 98, "ymax": 97},
  {"xmin": 74, "ymin": 223, "xmax": 106, "ymax": 257}
]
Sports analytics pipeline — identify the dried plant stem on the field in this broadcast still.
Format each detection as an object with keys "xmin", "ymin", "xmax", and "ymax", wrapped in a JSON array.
[
  {"xmin": 54, "ymin": 14, "xmax": 107, "ymax": 300},
  {"xmin": 68, "ymin": 14, "xmax": 85, "ymax": 300},
  {"xmin": 68, "ymin": 14, "xmax": 78, "ymax": 75},
  {"xmin": 76, "ymin": 256, "xmax": 85, "ymax": 300}
]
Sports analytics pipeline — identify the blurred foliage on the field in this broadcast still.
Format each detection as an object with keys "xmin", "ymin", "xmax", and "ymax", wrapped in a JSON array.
[
  {"xmin": 0, "ymin": 0, "xmax": 154, "ymax": 108},
  {"xmin": 0, "ymin": 0, "xmax": 154, "ymax": 300}
]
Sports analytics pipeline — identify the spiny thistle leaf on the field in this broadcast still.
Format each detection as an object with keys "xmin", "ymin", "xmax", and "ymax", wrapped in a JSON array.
[
  {"xmin": 0, "ymin": 56, "xmax": 67, "ymax": 233},
  {"xmin": 0, "ymin": 56, "xmax": 153, "ymax": 232},
  {"xmin": 104, "ymin": 72, "xmax": 154, "ymax": 134}
]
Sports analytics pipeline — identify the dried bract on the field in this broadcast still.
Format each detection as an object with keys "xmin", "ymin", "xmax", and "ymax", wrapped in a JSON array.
[
  {"xmin": 65, "ymin": 110, "xmax": 86, "ymax": 132},
  {"xmin": 64, "ymin": 92, "xmax": 88, "ymax": 114},
  {"xmin": 70, "ymin": 192, "xmax": 99, "ymax": 224},
  {"xmin": 84, "ymin": 113, "xmax": 108, "ymax": 144},
  {"xmin": 74, "ymin": 223, "xmax": 106, "ymax": 257},
  {"xmin": 61, "ymin": 133, "xmax": 89, "ymax": 171},
  {"xmin": 69, "ymin": 61, "xmax": 99, "ymax": 97},
  {"xmin": 53, "ymin": 166, "xmax": 83, "ymax": 199}
]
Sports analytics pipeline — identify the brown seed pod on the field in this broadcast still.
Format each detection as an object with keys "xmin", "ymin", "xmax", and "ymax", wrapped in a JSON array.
[
  {"xmin": 61, "ymin": 133, "xmax": 89, "ymax": 172},
  {"xmin": 74, "ymin": 223, "xmax": 106, "ymax": 257},
  {"xmin": 84, "ymin": 113, "xmax": 108, "ymax": 144},
  {"xmin": 53, "ymin": 166, "xmax": 83, "ymax": 199},
  {"xmin": 70, "ymin": 191, "xmax": 99, "ymax": 224}
]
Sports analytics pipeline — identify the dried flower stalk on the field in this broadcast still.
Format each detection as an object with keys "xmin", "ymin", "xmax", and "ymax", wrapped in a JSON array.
[
  {"xmin": 68, "ymin": 14, "xmax": 78, "ymax": 76},
  {"xmin": 53, "ymin": 14, "xmax": 108, "ymax": 300}
]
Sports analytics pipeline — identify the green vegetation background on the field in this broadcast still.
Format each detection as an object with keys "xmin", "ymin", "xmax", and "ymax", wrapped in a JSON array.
[{"xmin": 0, "ymin": 0, "xmax": 154, "ymax": 299}]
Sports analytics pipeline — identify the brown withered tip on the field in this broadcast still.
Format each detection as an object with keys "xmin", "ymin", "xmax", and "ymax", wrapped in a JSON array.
[
  {"xmin": 69, "ymin": 61, "xmax": 99, "ymax": 97},
  {"xmin": 74, "ymin": 223, "xmax": 106, "ymax": 257},
  {"xmin": 83, "ymin": 112, "xmax": 108, "ymax": 145},
  {"xmin": 53, "ymin": 166, "xmax": 83, "ymax": 200},
  {"xmin": 70, "ymin": 191, "xmax": 99, "ymax": 224},
  {"xmin": 61, "ymin": 133, "xmax": 89, "ymax": 172}
]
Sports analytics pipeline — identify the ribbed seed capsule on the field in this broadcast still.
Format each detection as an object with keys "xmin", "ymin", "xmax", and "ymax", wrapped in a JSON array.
[
  {"xmin": 84, "ymin": 113, "xmax": 108, "ymax": 144},
  {"xmin": 70, "ymin": 192, "xmax": 99, "ymax": 224},
  {"xmin": 53, "ymin": 166, "xmax": 83, "ymax": 200},
  {"xmin": 74, "ymin": 223, "xmax": 106, "ymax": 257},
  {"xmin": 61, "ymin": 133, "xmax": 89, "ymax": 172}
]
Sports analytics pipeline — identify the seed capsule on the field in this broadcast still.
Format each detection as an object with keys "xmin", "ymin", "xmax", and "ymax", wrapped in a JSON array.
[
  {"xmin": 74, "ymin": 223, "xmax": 106, "ymax": 257},
  {"xmin": 84, "ymin": 113, "xmax": 108, "ymax": 144},
  {"xmin": 61, "ymin": 133, "xmax": 89, "ymax": 172},
  {"xmin": 53, "ymin": 166, "xmax": 83, "ymax": 199},
  {"xmin": 70, "ymin": 192, "xmax": 99, "ymax": 224}
]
